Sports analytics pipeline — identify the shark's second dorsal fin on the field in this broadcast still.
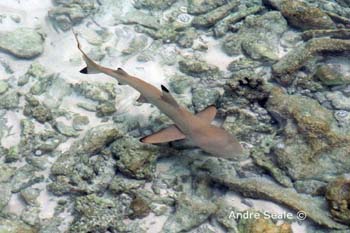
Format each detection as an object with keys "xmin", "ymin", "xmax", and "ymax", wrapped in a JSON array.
[
  {"xmin": 113, "ymin": 68, "xmax": 129, "ymax": 85},
  {"xmin": 115, "ymin": 68, "xmax": 129, "ymax": 76},
  {"xmin": 161, "ymin": 85, "xmax": 179, "ymax": 107}
]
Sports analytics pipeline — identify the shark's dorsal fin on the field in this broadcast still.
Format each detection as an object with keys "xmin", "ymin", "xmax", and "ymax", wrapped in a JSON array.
[
  {"xmin": 161, "ymin": 85, "xmax": 179, "ymax": 107},
  {"xmin": 196, "ymin": 105, "xmax": 217, "ymax": 123},
  {"xmin": 140, "ymin": 125, "xmax": 185, "ymax": 144}
]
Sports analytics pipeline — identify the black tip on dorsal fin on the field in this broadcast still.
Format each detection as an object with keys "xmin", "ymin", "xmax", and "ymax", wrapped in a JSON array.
[
  {"xmin": 161, "ymin": 85, "xmax": 169, "ymax": 93},
  {"xmin": 80, "ymin": 67, "xmax": 88, "ymax": 74}
]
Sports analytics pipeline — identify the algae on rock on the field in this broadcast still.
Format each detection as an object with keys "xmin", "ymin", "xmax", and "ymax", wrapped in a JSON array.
[
  {"xmin": 222, "ymin": 11, "xmax": 287, "ymax": 61},
  {"xmin": 49, "ymin": 124, "xmax": 121, "ymax": 195},
  {"xmin": 0, "ymin": 28, "xmax": 44, "ymax": 59},
  {"xmin": 133, "ymin": 0, "xmax": 177, "ymax": 10},
  {"xmin": 266, "ymin": 87, "xmax": 350, "ymax": 180},
  {"xmin": 48, "ymin": 0, "xmax": 97, "ymax": 31},
  {"xmin": 178, "ymin": 55, "xmax": 221, "ymax": 80},
  {"xmin": 162, "ymin": 193, "xmax": 218, "ymax": 233},
  {"xmin": 111, "ymin": 137, "xmax": 158, "ymax": 180},
  {"xmin": 70, "ymin": 194, "xmax": 129, "ymax": 232},
  {"xmin": 191, "ymin": 1, "xmax": 240, "ymax": 28},
  {"xmin": 187, "ymin": 0, "xmax": 228, "ymax": 15},
  {"xmin": 237, "ymin": 209, "xmax": 292, "ymax": 233},
  {"xmin": 264, "ymin": 0, "xmax": 336, "ymax": 30},
  {"xmin": 326, "ymin": 177, "xmax": 350, "ymax": 224},
  {"xmin": 272, "ymin": 38, "xmax": 350, "ymax": 85}
]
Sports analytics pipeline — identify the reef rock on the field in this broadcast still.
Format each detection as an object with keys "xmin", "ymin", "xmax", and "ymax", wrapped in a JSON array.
[
  {"xmin": 266, "ymin": 87, "xmax": 350, "ymax": 180},
  {"xmin": 111, "ymin": 137, "xmax": 158, "ymax": 180},
  {"xmin": 187, "ymin": 0, "xmax": 228, "ymax": 15},
  {"xmin": 0, "ymin": 183, "xmax": 11, "ymax": 210},
  {"xmin": 237, "ymin": 210, "xmax": 292, "ymax": 233},
  {"xmin": 178, "ymin": 55, "xmax": 221, "ymax": 79},
  {"xmin": 23, "ymin": 95, "xmax": 53, "ymax": 124},
  {"xmin": 326, "ymin": 176, "xmax": 350, "ymax": 224},
  {"xmin": 272, "ymin": 38, "xmax": 350, "ymax": 85},
  {"xmin": 196, "ymin": 164, "xmax": 347, "ymax": 229},
  {"xmin": 326, "ymin": 91, "xmax": 350, "ymax": 111},
  {"xmin": 0, "ymin": 80, "xmax": 9, "ymax": 94},
  {"xmin": 191, "ymin": 1, "xmax": 240, "ymax": 28},
  {"xmin": 222, "ymin": 11, "xmax": 287, "ymax": 61},
  {"xmin": 133, "ymin": 0, "xmax": 177, "ymax": 10},
  {"xmin": 49, "ymin": 124, "xmax": 121, "ymax": 195},
  {"xmin": 191, "ymin": 88, "xmax": 220, "ymax": 112},
  {"xmin": 0, "ymin": 217, "xmax": 36, "ymax": 233},
  {"xmin": 315, "ymin": 64, "xmax": 350, "ymax": 87},
  {"xmin": 264, "ymin": 0, "xmax": 336, "ymax": 30},
  {"xmin": 0, "ymin": 28, "xmax": 44, "ymax": 59},
  {"xmin": 162, "ymin": 193, "xmax": 218, "ymax": 232},
  {"xmin": 48, "ymin": 0, "xmax": 97, "ymax": 31},
  {"xmin": 0, "ymin": 91, "xmax": 19, "ymax": 110},
  {"xmin": 70, "ymin": 194, "xmax": 128, "ymax": 232}
]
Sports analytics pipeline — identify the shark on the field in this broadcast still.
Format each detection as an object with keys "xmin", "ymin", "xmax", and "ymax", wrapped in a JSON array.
[{"xmin": 74, "ymin": 33, "xmax": 243, "ymax": 160}]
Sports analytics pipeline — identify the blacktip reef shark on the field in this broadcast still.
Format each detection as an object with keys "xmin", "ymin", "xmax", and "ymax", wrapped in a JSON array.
[{"xmin": 74, "ymin": 33, "xmax": 243, "ymax": 160}]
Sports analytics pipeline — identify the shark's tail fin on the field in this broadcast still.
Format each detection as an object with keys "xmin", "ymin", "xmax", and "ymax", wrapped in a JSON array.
[{"xmin": 73, "ymin": 32, "xmax": 102, "ymax": 74}]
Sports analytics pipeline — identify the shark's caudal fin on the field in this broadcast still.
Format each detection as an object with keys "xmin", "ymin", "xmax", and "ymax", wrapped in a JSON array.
[
  {"xmin": 74, "ymin": 33, "xmax": 130, "ymax": 86},
  {"xmin": 73, "ymin": 32, "xmax": 102, "ymax": 75},
  {"xmin": 140, "ymin": 125, "xmax": 185, "ymax": 144}
]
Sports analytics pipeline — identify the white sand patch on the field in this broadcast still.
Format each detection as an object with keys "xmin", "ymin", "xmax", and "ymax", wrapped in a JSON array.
[
  {"xmin": 201, "ymin": 36, "xmax": 235, "ymax": 72},
  {"xmin": 37, "ymin": 188, "xmax": 57, "ymax": 219},
  {"xmin": 144, "ymin": 214, "xmax": 169, "ymax": 233},
  {"xmin": 4, "ymin": 193, "xmax": 26, "ymax": 215},
  {"xmin": 1, "ymin": 110, "xmax": 21, "ymax": 148}
]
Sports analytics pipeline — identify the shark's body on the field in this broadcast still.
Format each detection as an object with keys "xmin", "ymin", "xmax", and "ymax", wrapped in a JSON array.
[{"xmin": 74, "ymin": 34, "xmax": 243, "ymax": 160}]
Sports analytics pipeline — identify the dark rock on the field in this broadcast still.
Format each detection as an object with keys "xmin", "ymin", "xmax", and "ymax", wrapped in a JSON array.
[
  {"xmin": 272, "ymin": 38, "xmax": 350, "ymax": 85},
  {"xmin": 191, "ymin": 1, "xmax": 240, "ymax": 28},
  {"xmin": 111, "ymin": 137, "xmax": 158, "ymax": 180},
  {"xmin": 326, "ymin": 176, "xmax": 350, "ymax": 224}
]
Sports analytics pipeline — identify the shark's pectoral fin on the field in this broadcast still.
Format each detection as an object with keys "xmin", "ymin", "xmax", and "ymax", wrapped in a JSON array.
[
  {"xmin": 136, "ymin": 94, "xmax": 148, "ymax": 103},
  {"xmin": 196, "ymin": 105, "xmax": 217, "ymax": 123},
  {"xmin": 161, "ymin": 85, "xmax": 179, "ymax": 108},
  {"xmin": 140, "ymin": 125, "xmax": 185, "ymax": 144}
]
